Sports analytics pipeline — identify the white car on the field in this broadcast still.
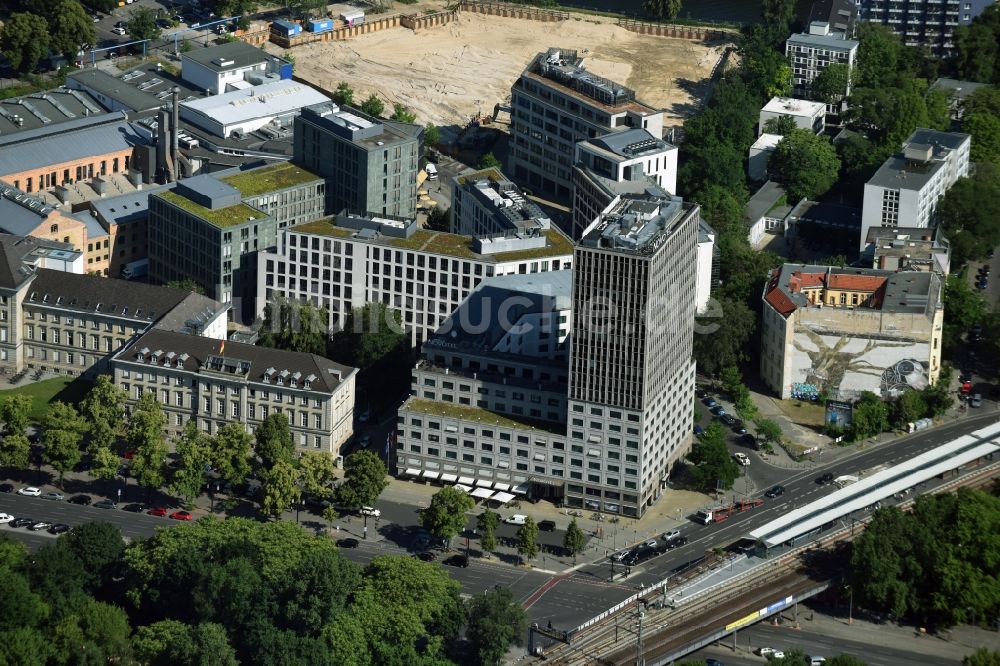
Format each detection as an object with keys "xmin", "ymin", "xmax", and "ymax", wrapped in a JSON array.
[
  {"xmin": 360, "ymin": 506, "xmax": 380, "ymax": 518},
  {"xmin": 17, "ymin": 486, "xmax": 41, "ymax": 497},
  {"xmin": 503, "ymin": 514, "xmax": 528, "ymax": 525},
  {"xmin": 0, "ymin": 513, "xmax": 13, "ymax": 524},
  {"xmin": 758, "ymin": 647, "xmax": 785, "ymax": 659},
  {"xmin": 733, "ymin": 452, "xmax": 751, "ymax": 466}
]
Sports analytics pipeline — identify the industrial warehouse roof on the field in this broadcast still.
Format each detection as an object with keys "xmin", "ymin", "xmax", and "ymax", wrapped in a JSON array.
[
  {"xmin": 0, "ymin": 113, "xmax": 152, "ymax": 178},
  {"xmin": 0, "ymin": 87, "xmax": 104, "ymax": 136},
  {"xmin": 180, "ymin": 80, "xmax": 330, "ymax": 128},
  {"xmin": 181, "ymin": 41, "xmax": 277, "ymax": 73},
  {"xmin": 0, "ymin": 183, "xmax": 60, "ymax": 237},
  {"xmin": 66, "ymin": 68, "xmax": 166, "ymax": 112}
]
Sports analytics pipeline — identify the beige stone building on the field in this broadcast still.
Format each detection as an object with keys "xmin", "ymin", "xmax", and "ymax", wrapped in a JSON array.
[{"xmin": 761, "ymin": 264, "xmax": 943, "ymax": 401}]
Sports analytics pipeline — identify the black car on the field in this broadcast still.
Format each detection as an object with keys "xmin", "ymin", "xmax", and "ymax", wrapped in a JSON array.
[
  {"xmin": 11, "ymin": 517, "xmax": 33, "ymax": 528},
  {"xmin": 538, "ymin": 520, "xmax": 556, "ymax": 532},
  {"xmin": 337, "ymin": 538, "xmax": 359, "ymax": 549},
  {"xmin": 741, "ymin": 433, "xmax": 759, "ymax": 449},
  {"xmin": 765, "ymin": 485, "xmax": 785, "ymax": 498},
  {"xmin": 68, "ymin": 494, "xmax": 92, "ymax": 505},
  {"xmin": 720, "ymin": 414, "xmax": 737, "ymax": 427},
  {"xmin": 731, "ymin": 420, "xmax": 748, "ymax": 435},
  {"xmin": 816, "ymin": 472, "xmax": 835, "ymax": 485},
  {"xmin": 122, "ymin": 503, "xmax": 146, "ymax": 513},
  {"xmin": 414, "ymin": 550, "xmax": 436, "ymax": 562},
  {"xmin": 0, "ymin": 483, "xmax": 14, "ymax": 493},
  {"xmin": 49, "ymin": 524, "xmax": 71, "ymax": 535},
  {"xmin": 443, "ymin": 554, "xmax": 469, "ymax": 568}
]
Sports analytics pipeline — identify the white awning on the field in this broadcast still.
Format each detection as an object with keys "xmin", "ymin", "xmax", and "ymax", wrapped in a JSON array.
[
  {"xmin": 492, "ymin": 491, "xmax": 515, "ymax": 504},
  {"xmin": 403, "ymin": 468, "xmax": 420, "ymax": 477},
  {"xmin": 456, "ymin": 476, "xmax": 473, "ymax": 485},
  {"xmin": 474, "ymin": 478, "xmax": 493, "ymax": 488},
  {"xmin": 422, "ymin": 470, "xmax": 440, "ymax": 480},
  {"xmin": 512, "ymin": 483, "xmax": 529, "ymax": 495},
  {"xmin": 455, "ymin": 484, "xmax": 473, "ymax": 493},
  {"xmin": 440, "ymin": 473, "xmax": 458, "ymax": 483},
  {"xmin": 493, "ymin": 482, "xmax": 511, "ymax": 492},
  {"xmin": 471, "ymin": 487, "xmax": 494, "ymax": 500}
]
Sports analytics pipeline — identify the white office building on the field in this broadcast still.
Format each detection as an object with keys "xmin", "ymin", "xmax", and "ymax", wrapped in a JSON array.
[
  {"xmin": 860, "ymin": 129, "xmax": 970, "ymax": 250},
  {"xmin": 785, "ymin": 22, "xmax": 859, "ymax": 101},
  {"xmin": 759, "ymin": 97, "xmax": 826, "ymax": 136}
]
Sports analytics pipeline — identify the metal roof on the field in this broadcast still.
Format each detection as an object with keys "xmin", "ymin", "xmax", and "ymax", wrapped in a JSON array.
[
  {"xmin": 0, "ymin": 183, "xmax": 59, "ymax": 237},
  {"xmin": 66, "ymin": 69, "xmax": 165, "ymax": 112},
  {"xmin": 0, "ymin": 113, "xmax": 153, "ymax": 178},
  {"xmin": 585, "ymin": 127, "xmax": 674, "ymax": 160},
  {"xmin": 0, "ymin": 87, "xmax": 104, "ymax": 136},
  {"xmin": 181, "ymin": 41, "xmax": 274, "ymax": 73},
  {"xmin": 180, "ymin": 80, "xmax": 329, "ymax": 128},
  {"xmin": 786, "ymin": 31, "xmax": 858, "ymax": 51},
  {"xmin": 91, "ymin": 183, "xmax": 176, "ymax": 227}
]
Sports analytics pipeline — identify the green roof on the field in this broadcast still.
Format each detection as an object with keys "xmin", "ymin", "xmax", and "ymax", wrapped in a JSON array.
[
  {"xmin": 290, "ymin": 219, "xmax": 354, "ymax": 237},
  {"xmin": 493, "ymin": 227, "xmax": 575, "ymax": 262},
  {"xmin": 221, "ymin": 162, "xmax": 322, "ymax": 197},
  {"xmin": 389, "ymin": 230, "xmax": 479, "ymax": 259},
  {"xmin": 157, "ymin": 190, "xmax": 266, "ymax": 229},
  {"xmin": 454, "ymin": 167, "xmax": 505, "ymax": 186},
  {"xmin": 402, "ymin": 398, "xmax": 563, "ymax": 434}
]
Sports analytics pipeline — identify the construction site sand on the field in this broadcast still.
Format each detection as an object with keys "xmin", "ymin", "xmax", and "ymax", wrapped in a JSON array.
[{"xmin": 278, "ymin": 11, "xmax": 728, "ymax": 130}]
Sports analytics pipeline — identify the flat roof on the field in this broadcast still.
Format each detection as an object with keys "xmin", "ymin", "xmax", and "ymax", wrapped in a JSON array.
[
  {"xmin": 761, "ymin": 96, "xmax": 825, "ymax": 117},
  {"xmin": 786, "ymin": 31, "xmax": 858, "ymax": 50},
  {"xmin": 580, "ymin": 195, "xmax": 689, "ymax": 254},
  {"xmin": 289, "ymin": 218, "xmax": 574, "ymax": 263},
  {"xmin": 750, "ymin": 133, "xmax": 783, "ymax": 151},
  {"xmin": 156, "ymin": 190, "xmax": 266, "ymax": 229},
  {"xmin": 181, "ymin": 80, "xmax": 330, "ymax": 127},
  {"xmin": 181, "ymin": 41, "xmax": 274, "ymax": 73},
  {"xmin": 744, "ymin": 181, "xmax": 786, "ymax": 223},
  {"xmin": 867, "ymin": 154, "xmax": 944, "ymax": 191},
  {"xmin": 401, "ymin": 397, "xmax": 563, "ymax": 434},
  {"xmin": 91, "ymin": 183, "xmax": 176, "ymax": 227},
  {"xmin": 584, "ymin": 127, "xmax": 675, "ymax": 160},
  {"xmin": 220, "ymin": 161, "xmax": 322, "ymax": 197},
  {"xmin": 66, "ymin": 68, "xmax": 165, "ymax": 112}
]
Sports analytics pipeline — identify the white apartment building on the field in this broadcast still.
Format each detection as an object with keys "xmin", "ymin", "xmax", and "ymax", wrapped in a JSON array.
[
  {"xmin": 860, "ymin": 129, "xmax": 970, "ymax": 250},
  {"xmin": 449, "ymin": 168, "xmax": 552, "ymax": 238},
  {"xmin": 759, "ymin": 97, "xmax": 826, "ymax": 136},
  {"xmin": 696, "ymin": 220, "xmax": 717, "ymax": 315},
  {"xmin": 257, "ymin": 212, "xmax": 575, "ymax": 347},
  {"xmin": 574, "ymin": 128, "xmax": 677, "ymax": 195},
  {"xmin": 785, "ymin": 22, "xmax": 859, "ymax": 101}
]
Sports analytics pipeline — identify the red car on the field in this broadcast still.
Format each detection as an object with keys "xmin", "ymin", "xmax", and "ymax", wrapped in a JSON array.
[
  {"xmin": 147, "ymin": 507, "xmax": 168, "ymax": 517},
  {"xmin": 123, "ymin": 450, "xmax": 136, "ymax": 460},
  {"xmin": 169, "ymin": 510, "xmax": 193, "ymax": 521}
]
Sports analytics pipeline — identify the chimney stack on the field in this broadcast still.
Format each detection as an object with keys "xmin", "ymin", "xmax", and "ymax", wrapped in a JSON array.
[{"xmin": 171, "ymin": 86, "xmax": 180, "ymax": 179}]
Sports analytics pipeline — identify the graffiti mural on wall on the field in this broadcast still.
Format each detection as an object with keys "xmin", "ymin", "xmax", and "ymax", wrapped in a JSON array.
[{"xmin": 791, "ymin": 329, "xmax": 929, "ymax": 398}]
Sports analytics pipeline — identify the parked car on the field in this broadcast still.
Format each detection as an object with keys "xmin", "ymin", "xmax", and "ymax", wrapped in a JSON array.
[
  {"xmin": 49, "ymin": 524, "xmax": 71, "ymax": 535},
  {"xmin": 414, "ymin": 550, "xmax": 436, "ymax": 562},
  {"xmin": 732, "ymin": 420, "xmax": 748, "ymax": 435},
  {"xmin": 68, "ymin": 494, "xmax": 92, "ymax": 505},
  {"xmin": 662, "ymin": 529, "xmax": 681, "ymax": 541},
  {"xmin": 720, "ymin": 414, "xmax": 737, "ymax": 427},
  {"xmin": 443, "ymin": 554, "xmax": 469, "ymax": 568},
  {"xmin": 28, "ymin": 521, "xmax": 52, "ymax": 531},
  {"xmin": 0, "ymin": 513, "xmax": 13, "ymax": 524},
  {"xmin": 123, "ymin": 503, "xmax": 146, "ymax": 513},
  {"xmin": 40, "ymin": 491, "xmax": 65, "ymax": 501},
  {"xmin": 758, "ymin": 647, "xmax": 785, "ymax": 658},
  {"xmin": 17, "ymin": 486, "xmax": 42, "ymax": 497},
  {"xmin": 765, "ymin": 485, "xmax": 785, "ymax": 498},
  {"xmin": 359, "ymin": 435, "xmax": 371, "ymax": 449},
  {"xmin": 816, "ymin": 472, "xmax": 835, "ymax": 485},
  {"xmin": 732, "ymin": 452, "xmax": 750, "ymax": 466},
  {"xmin": 359, "ymin": 506, "xmax": 380, "ymax": 518},
  {"xmin": 694, "ymin": 424, "xmax": 704, "ymax": 436},
  {"xmin": 147, "ymin": 507, "xmax": 168, "ymax": 517},
  {"xmin": 337, "ymin": 537, "xmax": 359, "ymax": 548},
  {"xmin": 538, "ymin": 520, "xmax": 556, "ymax": 532},
  {"xmin": 0, "ymin": 483, "xmax": 13, "ymax": 493},
  {"xmin": 113, "ymin": 26, "xmax": 126, "ymax": 35},
  {"xmin": 11, "ymin": 517, "xmax": 34, "ymax": 528},
  {"xmin": 93, "ymin": 499, "xmax": 117, "ymax": 509},
  {"xmin": 710, "ymin": 405, "xmax": 727, "ymax": 417},
  {"xmin": 970, "ymin": 393, "xmax": 983, "ymax": 408},
  {"xmin": 703, "ymin": 397, "xmax": 717, "ymax": 408},
  {"xmin": 503, "ymin": 514, "xmax": 528, "ymax": 525},
  {"xmin": 169, "ymin": 510, "xmax": 193, "ymax": 521}
]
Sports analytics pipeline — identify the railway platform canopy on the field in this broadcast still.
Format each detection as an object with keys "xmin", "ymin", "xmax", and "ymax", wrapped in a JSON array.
[{"xmin": 749, "ymin": 421, "xmax": 1000, "ymax": 550}]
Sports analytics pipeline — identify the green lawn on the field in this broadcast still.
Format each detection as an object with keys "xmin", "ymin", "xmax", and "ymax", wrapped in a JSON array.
[{"xmin": 0, "ymin": 376, "xmax": 94, "ymax": 423}]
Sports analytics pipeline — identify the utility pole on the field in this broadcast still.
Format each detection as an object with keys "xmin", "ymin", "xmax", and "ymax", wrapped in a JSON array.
[{"xmin": 635, "ymin": 600, "xmax": 647, "ymax": 666}]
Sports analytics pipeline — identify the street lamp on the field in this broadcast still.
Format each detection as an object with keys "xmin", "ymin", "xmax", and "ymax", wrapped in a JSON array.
[{"xmin": 845, "ymin": 584, "xmax": 853, "ymax": 625}]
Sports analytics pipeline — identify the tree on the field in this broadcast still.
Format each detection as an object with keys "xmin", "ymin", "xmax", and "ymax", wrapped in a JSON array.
[
  {"xmin": 90, "ymin": 446, "xmax": 120, "ymax": 483},
  {"xmin": 953, "ymin": 20, "xmax": 999, "ymax": 84},
  {"xmin": 890, "ymin": 389, "xmax": 927, "ymax": 428},
  {"xmin": 165, "ymin": 278, "xmax": 205, "ymax": 294},
  {"xmin": 63, "ymin": 521, "xmax": 124, "ymax": 593},
  {"xmin": 516, "ymin": 517, "xmax": 539, "ymax": 564},
  {"xmin": 254, "ymin": 413, "xmax": 294, "ymax": 472},
  {"xmin": 811, "ymin": 62, "xmax": 850, "ymax": 106},
  {"xmin": 133, "ymin": 620, "xmax": 239, "ymax": 666},
  {"xmin": 693, "ymin": 296, "xmax": 758, "ymax": 376},
  {"xmin": 258, "ymin": 298, "xmax": 328, "ymax": 355},
  {"xmin": 477, "ymin": 152, "xmax": 502, "ymax": 169},
  {"xmin": 337, "ymin": 450, "xmax": 388, "ymax": 508},
  {"xmin": 476, "ymin": 510, "xmax": 499, "ymax": 555},
  {"xmin": 211, "ymin": 422, "xmax": 254, "ymax": 487},
  {"xmin": 424, "ymin": 122, "xmax": 441, "ymax": 147},
  {"xmin": 850, "ymin": 392, "xmax": 889, "ymax": 441},
  {"xmin": 762, "ymin": 115, "xmax": 797, "ymax": 136},
  {"xmin": 942, "ymin": 274, "xmax": 986, "ymax": 352},
  {"xmin": 389, "ymin": 103, "xmax": 416, "ymax": 123},
  {"xmin": 288, "ymin": 0, "xmax": 327, "ymax": 19},
  {"xmin": 359, "ymin": 93, "xmax": 384, "ymax": 118},
  {"xmin": 965, "ymin": 648, "xmax": 1000, "ymax": 666},
  {"xmin": 761, "ymin": 0, "xmax": 796, "ymax": 32},
  {"xmin": 961, "ymin": 86, "xmax": 1000, "ymax": 164},
  {"xmin": 298, "ymin": 450, "xmax": 337, "ymax": 500},
  {"xmin": 465, "ymin": 586, "xmax": 528, "ymax": 666},
  {"xmin": 754, "ymin": 417, "xmax": 782, "ymax": 446},
  {"xmin": 51, "ymin": 598, "xmax": 131, "ymax": 664},
  {"xmin": 0, "ymin": 433, "xmax": 30, "ymax": 470},
  {"xmin": 642, "ymin": 0, "xmax": 681, "ymax": 20},
  {"xmin": 421, "ymin": 486, "xmax": 475, "ymax": 547},
  {"xmin": 854, "ymin": 23, "xmax": 906, "ymax": 89},
  {"xmin": 0, "ymin": 394, "xmax": 32, "ymax": 436},
  {"xmin": 80, "ymin": 375, "xmax": 126, "ymax": 454},
  {"xmin": 127, "ymin": 393, "xmax": 168, "ymax": 499},
  {"xmin": 0, "ymin": 13, "xmax": 51, "ymax": 73},
  {"xmin": 687, "ymin": 421, "xmax": 740, "ymax": 491},
  {"xmin": 563, "ymin": 518, "xmax": 585, "ymax": 563},
  {"xmin": 42, "ymin": 401, "xmax": 86, "ymax": 487},
  {"xmin": 261, "ymin": 460, "xmax": 302, "ymax": 518},
  {"xmin": 50, "ymin": 0, "xmax": 96, "ymax": 60},
  {"xmin": 126, "ymin": 6, "xmax": 162, "ymax": 42},
  {"xmin": 169, "ymin": 421, "xmax": 211, "ymax": 504},
  {"xmin": 274, "ymin": 547, "xmax": 359, "ymax": 634},
  {"xmin": 719, "ymin": 365, "xmax": 743, "ymax": 399},
  {"xmin": 334, "ymin": 303, "xmax": 406, "ymax": 369},
  {"xmin": 332, "ymin": 81, "xmax": 354, "ymax": 106},
  {"xmin": 767, "ymin": 128, "xmax": 841, "ymax": 201},
  {"xmin": 937, "ymin": 174, "xmax": 1000, "ymax": 266}
]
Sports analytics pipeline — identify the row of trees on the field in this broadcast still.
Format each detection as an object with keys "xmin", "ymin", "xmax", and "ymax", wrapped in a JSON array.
[
  {"xmin": 0, "ymin": 516, "xmax": 527, "ymax": 665},
  {"xmin": 0, "ymin": 0, "xmax": 95, "ymax": 72}
]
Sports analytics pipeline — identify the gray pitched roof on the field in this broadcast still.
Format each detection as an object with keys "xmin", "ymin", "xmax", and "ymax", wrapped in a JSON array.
[
  {"xmin": 27, "ymin": 269, "xmax": 191, "ymax": 323},
  {"xmin": 0, "ymin": 183, "xmax": 59, "ymax": 236},
  {"xmin": 152, "ymin": 291, "xmax": 228, "ymax": 334},
  {"xmin": 0, "ymin": 234, "xmax": 73, "ymax": 290},
  {"xmin": 66, "ymin": 69, "xmax": 165, "ymax": 112},
  {"xmin": 0, "ymin": 87, "xmax": 104, "ymax": 135},
  {"xmin": 120, "ymin": 328, "xmax": 355, "ymax": 395},
  {"xmin": 745, "ymin": 181, "xmax": 786, "ymax": 223},
  {"xmin": 181, "ymin": 41, "xmax": 273, "ymax": 73}
]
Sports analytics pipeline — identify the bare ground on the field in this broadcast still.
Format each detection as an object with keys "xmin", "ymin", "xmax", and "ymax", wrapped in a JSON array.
[{"xmin": 275, "ymin": 7, "xmax": 729, "ymax": 131}]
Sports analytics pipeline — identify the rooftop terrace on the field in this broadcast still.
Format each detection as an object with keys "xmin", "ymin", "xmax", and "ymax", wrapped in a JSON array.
[
  {"xmin": 221, "ymin": 162, "xmax": 322, "ymax": 197},
  {"xmin": 403, "ymin": 398, "xmax": 563, "ymax": 434},
  {"xmin": 157, "ymin": 190, "xmax": 266, "ymax": 229}
]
